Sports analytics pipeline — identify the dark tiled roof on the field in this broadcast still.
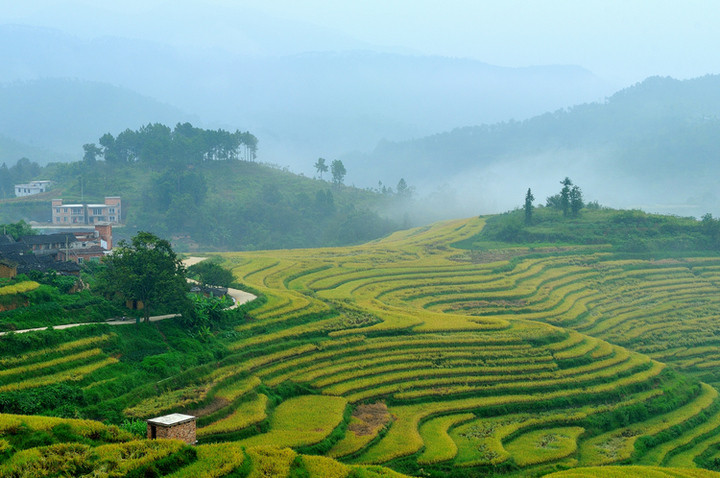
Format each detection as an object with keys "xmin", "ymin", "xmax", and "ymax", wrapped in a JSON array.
[
  {"xmin": 0, "ymin": 255, "xmax": 17, "ymax": 267},
  {"xmin": 0, "ymin": 235, "xmax": 15, "ymax": 245},
  {"xmin": 1, "ymin": 250, "xmax": 80, "ymax": 274},
  {"xmin": 0, "ymin": 243, "xmax": 27, "ymax": 254},
  {"xmin": 20, "ymin": 233, "xmax": 77, "ymax": 246}
]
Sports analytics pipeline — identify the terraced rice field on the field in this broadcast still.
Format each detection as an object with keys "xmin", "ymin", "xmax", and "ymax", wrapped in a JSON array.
[{"xmin": 4, "ymin": 216, "xmax": 720, "ymax": 476}]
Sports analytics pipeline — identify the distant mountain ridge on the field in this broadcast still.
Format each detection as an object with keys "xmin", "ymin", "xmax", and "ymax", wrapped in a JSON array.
[
  {"xmin": 343, "ymin": 75, "xmax": 720, "ymax": 218},
  {"xmin": 0, "ymin": 24, "xmax": 614, "ymax": 169}
]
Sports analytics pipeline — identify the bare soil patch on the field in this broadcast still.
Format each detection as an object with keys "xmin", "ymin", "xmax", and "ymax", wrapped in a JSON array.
[{"xmin": 348, "ymin": 402, "xmax": 391, "ymax": 436}]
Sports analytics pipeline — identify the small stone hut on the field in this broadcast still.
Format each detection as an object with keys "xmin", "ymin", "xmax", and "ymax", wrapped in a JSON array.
[{"xmin": 146, "ymin": 413, "xmax": 197, "ymax": 444}]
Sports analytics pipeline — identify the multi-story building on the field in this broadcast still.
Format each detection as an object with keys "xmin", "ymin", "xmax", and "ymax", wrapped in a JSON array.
[
  {"xmin": 51, "ymin": 197, "xmax": 121, "ymax": 225},
  {"xmin": 15, "ymin": 180, "xmax": 52, "ymax": 197}
]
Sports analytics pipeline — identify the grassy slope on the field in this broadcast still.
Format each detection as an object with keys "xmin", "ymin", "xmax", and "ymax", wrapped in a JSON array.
[{"xmin": 0, "ymin": 159, "xmax": 399, "ymax": 250}]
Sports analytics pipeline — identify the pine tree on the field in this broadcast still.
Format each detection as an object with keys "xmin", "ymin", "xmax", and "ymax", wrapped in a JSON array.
[
  {"xmin": 524, "ymin": 188, "xmax": 535, "ymax": 224},
  {"xmin": 560, "ymin": 177, "xmax": 573, "ymax": 217}
]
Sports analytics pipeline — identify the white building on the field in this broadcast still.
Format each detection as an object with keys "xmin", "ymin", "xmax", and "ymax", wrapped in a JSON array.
[{"xmin": 14, "ymin": 180, "xmax": 52, "ymax": 197}]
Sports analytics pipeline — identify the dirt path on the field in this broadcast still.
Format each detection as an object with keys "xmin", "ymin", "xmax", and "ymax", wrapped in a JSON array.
[
  {"xmin": 0, "ymin": 257, "xmax": 256, "ymax": 336},
  {"xmin": 184, "ymin": 256, "xmax": 257, "ymax": 310},
  {"xmin": 182, "ymin": 256, "xmax": 208, "ymax": 267}
]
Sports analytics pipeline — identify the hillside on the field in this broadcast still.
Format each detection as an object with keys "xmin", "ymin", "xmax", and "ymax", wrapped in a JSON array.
[
  {"xmin": 4, "ymin": 210, "xmax": 720, "ymax": 475},
  {"xmin": 0, "ymin": 134, "xmax": 403, "ymax": 251},
  {"xmin": 344, "ymin": 75, "xmax": 720, "ymax": 217}
]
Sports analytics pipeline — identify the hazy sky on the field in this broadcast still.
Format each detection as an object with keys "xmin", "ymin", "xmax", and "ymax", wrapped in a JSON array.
[{"xmin": 5, "ymin": 0, "xmax": 720, "ymax": 85}]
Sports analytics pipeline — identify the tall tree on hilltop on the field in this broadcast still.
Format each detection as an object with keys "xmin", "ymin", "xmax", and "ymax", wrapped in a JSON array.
[
  {"xmin": 524, "ymin": 188, "xmax": 535, "ymax": 224},
  {"xmin": 560, "ymin": 177, "xmax": 573, "ymax": 217},
  {"xmin": 331, "ymin": 160, "xmax": 347, "ymax": 185},
  {"xmin": 314, "ymin": 157, "xmax": 329, "ymax": 179},
  {"xmin": 82, "ymin": 143, "xmax": 102, "ymax": 164},
  {"xmin": 570, "ymin": 185, "xmax": 584, "ymax": 217}
]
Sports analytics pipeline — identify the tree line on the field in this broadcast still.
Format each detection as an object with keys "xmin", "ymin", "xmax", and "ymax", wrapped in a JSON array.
[{"xmin": 83, "ymin": 122, "xmax": 258, "ymax": 168}]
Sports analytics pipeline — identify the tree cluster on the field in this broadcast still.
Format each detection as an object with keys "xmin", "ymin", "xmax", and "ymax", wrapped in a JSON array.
[
  {"xmin": 0, "ymin": 158, "xmax": 42, "ymax": 199},
  {"xmin": 96, "ymin": 232, "xmax": 189, "ymax": 322},
  {"xmin": 187, "ymin": 259, "xmax": 234, "ymax": 288},
  {"xmin": 0, "ymin": 220, "xmax": 36, "ymax": 240},
  {"xmin": 546, "ymin": 177, "xmax": 584, "ymax": 217},
  {"xmin": 84, "ymin": 122, "xmax": 258, "ymax": 168},
  {"xmin": 314, "ymin": 158, "xmax": 350, "ymax": 185}
]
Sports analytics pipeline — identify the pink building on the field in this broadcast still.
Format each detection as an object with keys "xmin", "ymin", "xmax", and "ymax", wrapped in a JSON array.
[{"xmin": 52, "ymin": 197, "xmax": 121, "ymax": 225}]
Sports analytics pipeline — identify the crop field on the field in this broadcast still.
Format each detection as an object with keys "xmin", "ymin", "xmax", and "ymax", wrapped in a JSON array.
[{"xmin": 4, "ymin": 215, "xmax": 720, "ymax": 476}]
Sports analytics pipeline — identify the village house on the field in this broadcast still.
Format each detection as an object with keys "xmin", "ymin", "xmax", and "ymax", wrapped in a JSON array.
[
  {"xmin": 52, "ymin": 197, "xmax": 121, "ymax": 225},
  {"xmin": 0, "ymin": 224, "xmax": 113, "ymax": 273},
  {"xmin": 146, "ymin": 414, "xmax": 197, "ymax": 445},
  {"xmin": 20, "ymin": 233, "xmax": 78, "ymax": 255},
  {"xmin": 0, "ymin": 257, "xmax": 17, "ymax": 279},
  {"xmin": 14, "ymin": 180, "xmax": 52, "ymax": 197}
]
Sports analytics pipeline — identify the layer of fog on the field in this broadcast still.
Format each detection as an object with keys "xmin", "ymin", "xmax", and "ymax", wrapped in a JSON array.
[{"xmin": 392, "ymin": 148, "xmax": 719, "ymax": 226}]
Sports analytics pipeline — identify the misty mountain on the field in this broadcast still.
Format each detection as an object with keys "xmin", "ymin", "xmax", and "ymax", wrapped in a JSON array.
[
  {"xmin": 0, "ymin": 77, "xmax": 192, "ymax": 164},
  {"xmin": 0, "ymin": 24, "xmax": 614, "ymax": 169},
  {"xmin": 0, "ymin": 132, "xmax": 63, "ymax": 165},
  {"xmin": 343, "ymin": 75, "xmax": 720, "ymax": 218}
]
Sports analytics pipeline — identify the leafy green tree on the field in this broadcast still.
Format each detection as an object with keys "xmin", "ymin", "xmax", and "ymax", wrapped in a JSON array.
[
  {"xmin": 570, "ymin": 185, "xmax": 584, "ymax": 216},
  {"xmin": 98, "ymin": 232, "xmax": 189, "ymax": 322},
  {"xmin": 1, "ymin": 220, "xmax": 36, "ymax": 240},
  {"xmin": 545, "ymin": 194, "xmax": 561, "ymax": 210},
  {"xmin": 0, "ymin": 163, "xmax": 11, "ymax": 198},
  {"xmin": 98, "ymin": 133, "xmax": 118, "ymax": 163},
  {"xmin": 314, "ymin": 158, "xmax": 328, "ymax": 179},
  {"xmin": 330, "ymin": 160, "xmax": 347, "ymax": 185},
  {"xmin": 560, "ymin": 177, "xmax": 573, "ymax": 217},
  {"xmin": 701, "ymin": 213, "xmax": 720, "ymax": 248},
  {"xmin": 524, "ymin": 188, "xmax": 535, "ymax": 224},
  {"xmin": 82, "ymin": 143, "xmax": 102, "ymax": 164},
  {"xmin": 188, "ymin": 260, "xmax": 234, "ymax": 288}
]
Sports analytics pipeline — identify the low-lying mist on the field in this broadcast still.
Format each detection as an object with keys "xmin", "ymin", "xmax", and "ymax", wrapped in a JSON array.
[{"xmin": 390, "ymin": 147, "xmax": 719, "ymax": 227}]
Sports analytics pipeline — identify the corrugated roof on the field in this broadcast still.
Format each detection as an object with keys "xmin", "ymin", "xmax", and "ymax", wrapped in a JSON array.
[{"xmin": 147, "ymin": 414, "xmax": 196, "ymax": 426}]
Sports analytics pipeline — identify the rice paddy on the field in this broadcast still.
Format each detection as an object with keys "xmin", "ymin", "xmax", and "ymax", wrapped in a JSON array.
[{"xmin": 4, "ymin": 215, "xmax": 720, "ymax": 476}]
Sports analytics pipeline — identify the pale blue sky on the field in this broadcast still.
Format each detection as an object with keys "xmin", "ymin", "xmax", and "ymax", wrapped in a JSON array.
[{"xmin": 5, "ymin": 0, "xmax": 720, "ymax": 85}]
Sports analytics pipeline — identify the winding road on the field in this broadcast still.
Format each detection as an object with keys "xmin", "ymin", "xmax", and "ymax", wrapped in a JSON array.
[{"xmin": 0, "ymin": 257, "xmax": 256, "ymax": 336}]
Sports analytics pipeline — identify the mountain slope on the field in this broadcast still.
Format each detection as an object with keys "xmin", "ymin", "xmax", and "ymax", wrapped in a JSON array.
[
  {"xmin": 344, "ymin": 75, "xmax": 720, "ymax": 217},
  {"xmin": 0, "ymin": 78, "xmax": 192, "ymax": 163}
]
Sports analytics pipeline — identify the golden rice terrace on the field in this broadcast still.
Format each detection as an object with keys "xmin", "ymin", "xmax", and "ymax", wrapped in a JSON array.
[{"xmin": 4, "ymin": 216, "xmax": 720, "ymax": 477}]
